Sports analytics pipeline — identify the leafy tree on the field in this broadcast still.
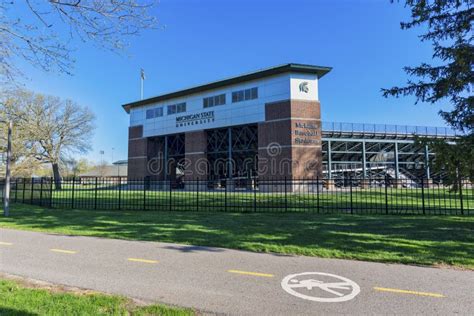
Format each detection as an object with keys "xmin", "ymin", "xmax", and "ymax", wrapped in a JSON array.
[
  {"xmin": 0, "ymin": 91, "xmax": 39, "ymax": 177},
  {"xmin": 1, "ymin": 89, "xmax": 95, "ymax": 189},
  {"xmin": 63, "ymin": 158, "xmax": 95, "ymax": 177},
  {"xmin": 383, "ymin": 0, "xmax": 473, "ymax": 186},
  {"xmin": 0, "ymin": 0, "xmax": 158, "ymax": 82},
  {"xmin": 421, "ymin": 136, "xmax": 474, "ymax": 189}
]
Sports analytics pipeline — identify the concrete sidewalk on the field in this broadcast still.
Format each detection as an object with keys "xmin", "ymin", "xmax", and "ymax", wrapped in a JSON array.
[{"xmin": 0, "ymin": 228, "xmax": 472, "ymax": 315}]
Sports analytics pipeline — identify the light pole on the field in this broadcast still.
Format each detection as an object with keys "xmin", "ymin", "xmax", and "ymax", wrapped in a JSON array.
[
  {"xmin": 3, "ymin": 120, "xmax": 12, "ymax": 217},
  {"xmin": 111, "ymin": 147, "xmax": 119, "ymax": 176},
  {"xmin": 99, "ymin": 150, "xmax": 105, "ymax": 176}
]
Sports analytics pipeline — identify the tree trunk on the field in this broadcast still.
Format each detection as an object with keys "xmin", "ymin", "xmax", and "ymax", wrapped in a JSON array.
[{"xmin": 52, "ymin": 162, "xmax": 62, "ymax": 190}]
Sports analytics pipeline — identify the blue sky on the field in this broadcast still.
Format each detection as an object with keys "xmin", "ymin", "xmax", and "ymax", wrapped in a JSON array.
[{"xmin": 18, "ymin": 0, "xmax": 451, "ymax": 163}]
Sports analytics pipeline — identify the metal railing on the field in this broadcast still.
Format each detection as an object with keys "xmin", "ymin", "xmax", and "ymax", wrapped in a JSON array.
[
  {"xmin": 322, "ymin": 122, "xmax": 458, "ymax": 137},
  {"xmin": 4, "ymin": 176, "xmax": 473, "ymax": 215}
]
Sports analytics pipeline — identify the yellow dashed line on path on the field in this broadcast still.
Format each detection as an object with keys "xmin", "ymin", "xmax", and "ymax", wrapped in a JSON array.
[
  {"xmin": 50, "ymin": 248, "xmax": 77, "ymax": 254},
  {"xmin": 127, "ymin": 258, "xmax": 159, "ymax": 264},
  {"xmin": 374, "ymin": 287, "xmax": 445, "ymax": 298},
  {"xmin": 0, "ymin": 242, "xmax": 13, "ymax": 246},
  {"xmin": 227, "ymin": 269, "xmax": 274, "ymax": 278}
]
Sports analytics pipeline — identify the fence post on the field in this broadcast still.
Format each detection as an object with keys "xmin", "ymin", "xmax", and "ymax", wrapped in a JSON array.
[
  {"xmin": 224, "ymin": 179, "xmax": 228, "ymax": 212},
  {"xmin": 118, "ymin": 177, "xmax": 122, "ymax": 210},
  {"xmin": 349, "ymin": 176, "xmax": 353, "ymax": 215},
  {"xmin": 316, "ymin": 176, "xmax": 320, "ymax": 213},
  {"xmin": 384, "ymin": 175, "xmax": 388, "ymax": 215},
  {"xmin": 14, "ymin": 178, "xmax": 18, "ymax": 203},
  {"xmin": 143, "ymin": 178, "xmax": 146, "ymax": 211},
  {"xmin": 421, "ymin": 177, "xmax": 426, "ymax": 215},
  {"xmin": 169, "ymin": 180, "xmax": 172, "ymax": 211},
  {"xmin": 30, "ymin": 177, "xmax": 34, "ymax": 204},
  {"xmin": 459, "ymin": 178, "xmax": 464, "ymax": 215},
  {"xmin": 39, "ymin": 178, "xmax": 43, "ymax": 207},
  {"xmin": 94, "ymin": 177, "xmax": 98, "ymax": 210},
  {"xmin": 253, "ymin": 178, "xmax": 257, "ymax": 212},
  {"xmin": 284, "ymin": 177, "xmax": 288, "ymax": 212},
  {"xmin": 49, "ymin": 177, "xmax": 53, "ymax": 208},
  {"xmin": 196, "ymin": 178, "xmax": 199, "ymax": 212},
  {"xmin": 22, "ymin": 178, "xmax": 26, "ymax": 203},
  {"xmin": 71, "ymin": 177, "xmax": 75, "ymax": 209}
]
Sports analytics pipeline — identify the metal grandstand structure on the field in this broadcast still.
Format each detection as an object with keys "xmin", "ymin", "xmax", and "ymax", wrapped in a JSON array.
[
  {"xmin": 321, "ymin": 122, "xmax": 459, "ymax": 182},
  {"xmin": 146, "ymin": 121, "xmax": 458, "ymax": 186}
]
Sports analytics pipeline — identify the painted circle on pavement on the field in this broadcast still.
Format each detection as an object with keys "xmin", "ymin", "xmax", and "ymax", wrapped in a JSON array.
[{"xmin": 281, "ymin": 272, "xmax": 360, "ymax": 303}]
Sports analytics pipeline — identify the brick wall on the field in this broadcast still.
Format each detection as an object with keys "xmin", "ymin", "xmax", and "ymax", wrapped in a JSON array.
[{"xmin": 258, "ymin": 99, "xmax": 322, "ymax": 179}]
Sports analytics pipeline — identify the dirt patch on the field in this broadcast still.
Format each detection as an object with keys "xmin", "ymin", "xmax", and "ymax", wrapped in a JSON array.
[{"xmin": 432, "ymin": 262, "xmax": 473, "ymax": 271}]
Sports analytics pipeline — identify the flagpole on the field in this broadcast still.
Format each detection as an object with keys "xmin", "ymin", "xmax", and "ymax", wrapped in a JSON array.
[{"xmin": 140, "ymin": 68, "xmax": 145, "ymax": 100}]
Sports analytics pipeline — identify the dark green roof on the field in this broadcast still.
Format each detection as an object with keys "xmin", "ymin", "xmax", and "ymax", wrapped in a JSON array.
[{"xmin": 122, "ymin": 63, "xmax": 332, "ymax": 113}]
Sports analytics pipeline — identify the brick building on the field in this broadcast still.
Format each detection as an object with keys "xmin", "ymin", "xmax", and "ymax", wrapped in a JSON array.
[
  {"xmin": 123, "ymin": 64, "xmax": 330, "ymax": 186},
  {"xmin": 123, "ymin": 63, "xmax": 457, "ymax": 189}
]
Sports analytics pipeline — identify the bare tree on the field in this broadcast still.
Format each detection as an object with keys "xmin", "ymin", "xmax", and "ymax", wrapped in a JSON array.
[
  {"xmin": 2, "ymin": 89, "xmax": 96, "ymax": 189},
  {"xmin": 0, "ymin": 0, "xmax": 158, "ymax": 81}
]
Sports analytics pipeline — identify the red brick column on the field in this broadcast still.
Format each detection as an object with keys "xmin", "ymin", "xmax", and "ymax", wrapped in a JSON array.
[
  {"xmin": 128, "ymin": 125, "xmax": 148, "ymax": 179},
  {"xmin": 258, "ymin": 99, "xmax": 322, "ymax": 182},
  {"xmin": 128, "ymin": 125, "xmax": 165, "ymax": 180}
]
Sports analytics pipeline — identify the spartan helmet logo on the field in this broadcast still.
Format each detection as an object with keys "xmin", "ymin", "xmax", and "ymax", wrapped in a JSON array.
[{"xmin": 299, "ymin": 81, "xmax": 309, "ymax": 93}]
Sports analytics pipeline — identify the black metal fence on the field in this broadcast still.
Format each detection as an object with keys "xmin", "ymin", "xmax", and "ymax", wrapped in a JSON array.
[
  {"xmin": 1, "ymin": 177, "xmax": 53, "ymax": 208},
  {"xmin": 3, "ymin": 177, "xmax": 473, "ymax": 215}
]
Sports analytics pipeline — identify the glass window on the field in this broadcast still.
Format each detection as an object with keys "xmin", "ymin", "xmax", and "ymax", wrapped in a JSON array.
[
  {"xmin": 231, "ymin": 92, "xmax": 238, "ymax": 103},
  {"xmin": 204, "ymin": 94, "xmax": 226, "ymax": 108},
  {"xmin": 237, "ymin": 91, "xmax": 244, "ymax": 102},
  {"xmin": 244, "ymin": 89, "xmax": 251, "ymax": 100},
  {"xmin": 146, "ymin": 109, "xmax": 155, "ymax": 119},
  {"xmin": 177, "ymin": 103, "xmax": 186, "ymax": 113},
  {"xmin": 168, "ymin": 105, "xmax": 176, "ymax": 115},
  {"xmin": 232, "ymin": 89, "xmax": 256, "ymax": 103},
  {"xmin": 155, "ymin": 107, "xmax": 163, "ymax": 117},
  {"xmin": 251, "ymin": 87, "xmax": 258, "ymax": 99},
  {"xmin": 219, "ymin": 94, "xmax": 226, "ymax": 105}
]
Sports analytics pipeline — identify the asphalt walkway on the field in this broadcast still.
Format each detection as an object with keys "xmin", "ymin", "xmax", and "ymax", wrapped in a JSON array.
[{"xmin": 0, "ymin": 228, "xmax": 472, "ymax": 315}]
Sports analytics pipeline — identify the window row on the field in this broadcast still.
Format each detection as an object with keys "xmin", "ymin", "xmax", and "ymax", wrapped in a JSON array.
[
  {"xmin": 167, "ymin": 102, "xmax": 186, "ymax": 115},
  {"xmin": 232, "ymin": 87, "xmax": 258, "ymax": 103},
  {"xmin": 146, "ymin": 107, "xmax": 163, "ymax": 119},
  {"xmin": 146, "ymin": 102, "xmax": 186, "ymax": 119},
  {"xmin": 203, "ymin": 94, "xmax": 226, "ymax": 108},
  {"xmin": 145, "ymin": 86, "xmax": 259, "ymax": 119}
]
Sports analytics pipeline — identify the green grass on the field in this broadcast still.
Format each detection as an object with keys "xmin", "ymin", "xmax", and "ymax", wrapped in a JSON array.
[
  {"xmin": 0, "ymin": 278, "xmax": 193, "ymax": 316},
  {"xmin": 1, "ymin": 204, "xmax": 473, "ymax": 269}
]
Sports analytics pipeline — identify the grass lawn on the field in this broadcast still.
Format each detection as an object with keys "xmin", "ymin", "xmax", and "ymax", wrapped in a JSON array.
[
  {"xmin": 0, "ymin": 277, "xmax": 193, "ymax": 316},
  {"xmin": 1, "ymin": 204, "xmax": 473, "ymax": 269}
]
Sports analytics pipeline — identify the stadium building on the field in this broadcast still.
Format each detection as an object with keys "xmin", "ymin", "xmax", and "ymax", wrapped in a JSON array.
[{"xmin": 122, "ymin": 64, "xmax": 456, "ymax": 189}]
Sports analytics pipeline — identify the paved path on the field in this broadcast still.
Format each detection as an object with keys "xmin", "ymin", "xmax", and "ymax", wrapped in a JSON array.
[{"xmin": 0, "ymin": 228, "xmax": 473, "ymax": 315}]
